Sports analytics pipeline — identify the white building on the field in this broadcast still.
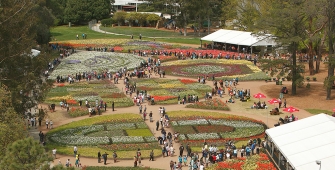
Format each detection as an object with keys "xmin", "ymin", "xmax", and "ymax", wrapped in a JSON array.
[{"xmin": 112, "ymin": 0, "xmax": 147, "ymax": 11}]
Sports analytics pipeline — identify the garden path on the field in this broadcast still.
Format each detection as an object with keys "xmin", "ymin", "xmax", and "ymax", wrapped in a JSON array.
[{"xmin": 34, "ymin": 73, "xmax": 312, "ymax": 170}]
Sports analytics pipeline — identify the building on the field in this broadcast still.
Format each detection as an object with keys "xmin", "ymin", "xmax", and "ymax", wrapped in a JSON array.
[
  {"xmin": 113, "ymin": 0, "xmax": 147, "ymax": 12},
  {"xmin": 265, "ymin": 113, "xmax": 335, "ymax": 170}
]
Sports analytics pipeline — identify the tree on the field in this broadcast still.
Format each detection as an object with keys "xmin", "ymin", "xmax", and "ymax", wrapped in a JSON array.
[
  {"xmin": 113, "ymin": 11, "xmax": 127, "ymax": 26},
  {"xmin": 0, "ymin": 137, "xmax": 52, "ymax": 170},
  {"xmin": 125, "ymin": 12, "xmax": 138, "ymax": 27},
  {"xmin": 146, "ymin": 14, "xmax": 161, "ymax": 27},
  {"xmin": 136, "ymin": 13, "xmax": 149, "ymax": 27},
  {"xmin": 0, "ymin": 0, "xmax": 54, "ymax": 114},
  {"xmin": 326, "ymin": 0, "xmax": 335, "ymax": 100},
  {"xmin": 64, "ymin": 0, "xmax": 111, "ymax": 24},
  {"xmin": 256, "ymin": 0, "xmax": 306, "ymax": 95}
]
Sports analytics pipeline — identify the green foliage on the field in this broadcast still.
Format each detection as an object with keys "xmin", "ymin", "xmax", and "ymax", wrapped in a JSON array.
[
  {"xmin": 125, "ymin": 12, "xmax": 138, "ymax": 27},
  {"xmin": 0, "ymin": 137, "xmax": 52, "ymax": 170},
  {"xmin": 64, "ymin": 0, "xmax": 111, "ymax": 24},
  {"xmin": 101, "ymin": 18, "xmax": 115, "ymax": 27},
  {"xmin": 146, "ymin": 14, "xmax": 161, "ymax": 26},
  {"xmin": 113, "ymin": 11, "xmax": 127, "ymax": 26}
]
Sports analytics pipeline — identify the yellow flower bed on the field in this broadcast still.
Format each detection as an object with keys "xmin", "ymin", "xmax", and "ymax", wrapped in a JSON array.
[{"xmin": 47, "ymin": 95, "xmax": 74, "ymax": 102}]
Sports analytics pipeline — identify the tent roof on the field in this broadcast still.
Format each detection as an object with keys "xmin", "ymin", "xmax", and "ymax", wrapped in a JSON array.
[
  {"xmin": 266, "ymin": 113, "xmax": 335, "ymax": 170},
  {"xmin": 201, "ymin": 29, "xmax": 276, "ymax": 46}
]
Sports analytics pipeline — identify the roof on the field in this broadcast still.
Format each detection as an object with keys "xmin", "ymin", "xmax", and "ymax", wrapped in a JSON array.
[
  {"xmin": 266, "ymin": 113, "xmax": 335, "ymax": 170},
  {"xmin": 201, "ymin": 29, "xmax": 276, "ymax": 46},
  {"xmin": 113, "ymin": 0, "xmax": 147, "ymax": 6}
]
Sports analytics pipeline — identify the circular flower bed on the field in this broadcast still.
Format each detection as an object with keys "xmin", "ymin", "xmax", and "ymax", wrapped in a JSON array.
[
  {"xmin": 46, "ymin": 114, "xmax": 161, "ymax": 159},
  {"xmin": 168, "ymin": 111, "xmax": 266, "ymax": 147},
  {"xmin": 49, "ymin": 51, "xmax": 144, "ymax": 80},
  {"xmin": 161, "ymin": 59, "xmax": 269, "ymax": 80}
]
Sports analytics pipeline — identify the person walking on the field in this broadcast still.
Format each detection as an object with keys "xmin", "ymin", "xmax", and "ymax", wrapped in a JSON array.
[
  {"xmin": 50, "ymin": 120, "xmax": 53, "ymax": 129},
  {"xmin": 74, "ymin": 146, "xmax": 78, "ymax": 157},
  {"xmin": 113, "ymin": 151, "xmax": 117, "ymax": 163},
  {"xmin": 39, "ymin": 131, "xmax": 44, "ymax": 143},
  {"xmin": 112, "ymin": 101, "xmax": 114, "ymax": 111},
  {"xmin": 98, "ymin": 151, "xmax": 101, "ymax": 163},
  {"xmin": 46, "ymin": 119, "xmax": 49, "ymax": 129},
  {"xmin": 156, "ymin": 120, "xmax": 159, "ymax": 131},
  {"xmin": 179, "ymin": 144, "xmax": 184, "ymax": 157},
  {"xmin": 52, "ymin": 148, "xmax": 57, "ymax": 159},
  {"xmin": 149, "ymin": 150, "xmax": 154, "ymax": 161},
  {"xmin": 104, "ymin": 102, "xmax": 107, "ymax": 111},
  {"xmin": 102, "ymin": 152, "xmax": 109, "ymax": 165},
  {"xmin": 149, "ymin": 111, "xmax": 153, "ymax": 122}
]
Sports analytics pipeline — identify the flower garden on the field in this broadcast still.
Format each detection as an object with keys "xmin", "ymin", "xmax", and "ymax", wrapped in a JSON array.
[
  {"xmin": 48, "ymin": 51, "xmax": 144, "ymax": 80},
  {"xmin": 160, "ymin": 59, "xmax": 269, "ymax": 80},
  {"xmin": 168, "ymin": 111, "xmax": 266, "ymax": 147},
  {"xmin": 133, "ymin": 78, "xmax": 212, "ymax": 104},
  {"xmin": 45, "ymin": 80, "xmax": 133, "ymax": 113},
  {"xmin": 209, "ymin": 153, "xmax": 277, "ymax": 170},
  {"xmin": 186, "ymin": 98, "xmax": 230, "ymax": 111},
  {"xmin": 46, "ymin": 114, "xmax": 161, "ymax": 159}
]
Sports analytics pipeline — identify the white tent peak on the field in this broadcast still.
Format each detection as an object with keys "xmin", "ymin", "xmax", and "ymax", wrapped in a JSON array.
[{"xmin": 201, "ymin": 29, "xmax": 276, "ymax": 47}]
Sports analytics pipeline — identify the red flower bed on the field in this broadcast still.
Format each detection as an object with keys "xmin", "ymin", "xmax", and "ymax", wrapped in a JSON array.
[
  {"xmin": 57, "ymin": 83, "xmax": 65, "ymax": 87},
  {"xmin": 216, "ymin": 161, "xmax": 244, "ymax": 170},
  {"xmin": 67, "ymin": 99, "xmax": 77, "ymax": 105},
  {"xmin": 113, "ymin": 46, "xmax": 123, "ymax": 51},
  {"xmin": 158, "ymin": 55, "xmax": 178, "ymax": 62},
  {"xmin": 151, "ymin": 96, "xmax": 177, "ymax": 101},
  {"xmin": 179, "ymin": 79, "xmax": 197, "ymax": 84}
]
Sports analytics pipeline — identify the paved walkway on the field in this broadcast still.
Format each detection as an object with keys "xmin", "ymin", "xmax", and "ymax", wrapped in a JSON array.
[{"xmin": 29, "ymin": 69, "xmax": 313, "ymax": 169}]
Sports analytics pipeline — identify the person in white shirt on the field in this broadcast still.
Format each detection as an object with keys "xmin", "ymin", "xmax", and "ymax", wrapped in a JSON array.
[
  {"xmin": 199, "ymin": 163, "xmax": 204, "ymax": 170},
  {"xmin": 50, "ymin": 120, "xmax": 53, "ymax": 129},
  {"xmin": 74, "ymin": 146, "xmax": 78, "ymax": 156},
  {"xmin": 52, "ymin": 148, "xmax": 57, "ymax": 159}
]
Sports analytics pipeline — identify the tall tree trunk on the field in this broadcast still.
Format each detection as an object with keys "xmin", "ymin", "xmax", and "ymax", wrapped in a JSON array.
[
  {"xmin": 183, "ymin": 13, "xmax": 187, "ymax": 36},
  {"xmin": 308, "ymin": 41, "xmax": 314, "ymax": 75},
  {"xmin": 291, "ymin": 42, "xmax": 298, "ymax": 95},
  {"xmin": 316, "ymin": 30, "xmax": 327, "ymax": 73}
]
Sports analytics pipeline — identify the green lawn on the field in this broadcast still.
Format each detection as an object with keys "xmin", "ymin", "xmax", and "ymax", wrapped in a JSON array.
[
  {"xmin": 305, "ymin": 109, "xmax": 333, "ymax": 115},
  {"xmin": 50, "ymin": 25, "xmax": 201, "ymax": 45},
  {"xmin": 50, "ymin": 26, "xmax": 126, "ymax": 41}
]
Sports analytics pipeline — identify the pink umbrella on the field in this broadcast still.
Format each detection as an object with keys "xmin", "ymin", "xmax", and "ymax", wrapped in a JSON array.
[
  {"xmin": 283, "ymin": 106, "xmax": 299, "ymax": 113},
  {"xmin": 333, "ymin": 108, "xmax": 335, "ymax": 112},
  {"xmin": 253, "ymin": 93, "xmax": 266, "ymax": 100}
]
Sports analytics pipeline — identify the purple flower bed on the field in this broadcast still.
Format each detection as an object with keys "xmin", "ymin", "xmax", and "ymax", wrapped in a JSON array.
[{"xmin": 66, "ymin": 60, "xmax": 81, "ymax": 64}]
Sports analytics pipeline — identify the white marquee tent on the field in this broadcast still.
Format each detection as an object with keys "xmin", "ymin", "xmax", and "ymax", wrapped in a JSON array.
[
  {"xmin": 201, "ymin": 29, "xmax": 276, "ymax": 47},
  {"xmin": 266, "ymin": 113, "xmax": 335, "ymax": 170}
]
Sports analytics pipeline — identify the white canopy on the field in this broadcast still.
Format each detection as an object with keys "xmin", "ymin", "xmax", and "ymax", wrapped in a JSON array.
[
  {"xmin": 266, "ymin": 113, "xmax": 335, "ymax": 170},
  {"xmin": 201, "ymin": 29, "xmax": 276, "ymax": 46}
]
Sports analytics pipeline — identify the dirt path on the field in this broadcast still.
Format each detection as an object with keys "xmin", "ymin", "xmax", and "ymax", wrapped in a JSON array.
[{"xmin": 37, "ymin": 72, "xmax": 315, "ymax": 169}]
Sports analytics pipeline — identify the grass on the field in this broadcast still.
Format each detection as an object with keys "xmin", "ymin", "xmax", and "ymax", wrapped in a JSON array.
[
  {"xmin": 50, "ymin": 25, "xmax": 201, "ymax": 45},
  {"xmin": 50, "ymin": 26, "xmax": 126, "ymax": 41},
  {"xmin": 305, "ymin": 109, "xmax": 333, "ymax": 115}
]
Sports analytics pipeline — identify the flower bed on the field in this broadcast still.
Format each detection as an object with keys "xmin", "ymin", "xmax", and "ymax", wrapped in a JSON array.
[
  {"xmin": 48, "ymin": 51, "xmax": 144, "ymax": 80},
  {"xmin": 133, "ymin": 78, "xmax": 211, "ymax": 104},
  {"xmin": 211, "ymin": 153, "xmax": 276, "ymax": 170},
  {"xmin": 46, "ymin": 114, "xmax": 161, "ymax": 159},
  {"xmin": 160, "ymin": 59, "xmax": 269, "ymax": 80},
  {"xmin": 168, "ymin": 111, "xmax": 265, "ymax": 145},
  {"xmin": 186, "ymin": 98, "xmax": 230, "ymax": 111},
  {"xmin": 45, "ymin": 80, "xmax": 133, "ymax": 110}
]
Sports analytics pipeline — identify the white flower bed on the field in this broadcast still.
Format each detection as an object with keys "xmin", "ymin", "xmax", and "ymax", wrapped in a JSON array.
[
  {"xmin": 177, "ymin": 119, "xmax": 208, "ymax": 126},
  {"xmin": 171, "ymin": 121, "xmax": 178, "ymax": 126},
  {"xmin": 208, "ymin": 119, "xmax": 263, "ymax": 128},
  {"xmin": 111, "ymin": 136, "xmax": 145, "ymax": 144},
  {"xmin": 187, "ymin": 133, "xmax": 220, "ymax": 140},
  {"xmin": 107, "ymin": 123, "xmax": 136, "ymax": 130},
  {"xmin": 178, "ymin": 134, "xmax": 187, "ymax": 140},
  {"xmin": 144, "ymin": 136, "xmax": 157, "ymax": 142},
  {"xmin": 49, "ymin": 51, "xmax": 144, "ymax": 79},
  {"xmin": 50, "ymin": 136, "xmax": 110, "ymax": 145}
]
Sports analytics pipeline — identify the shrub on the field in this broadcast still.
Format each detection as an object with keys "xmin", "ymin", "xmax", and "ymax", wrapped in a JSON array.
[{"xmin": 101, "ymin": 18, "xmax": 115, "ymax": 27}]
